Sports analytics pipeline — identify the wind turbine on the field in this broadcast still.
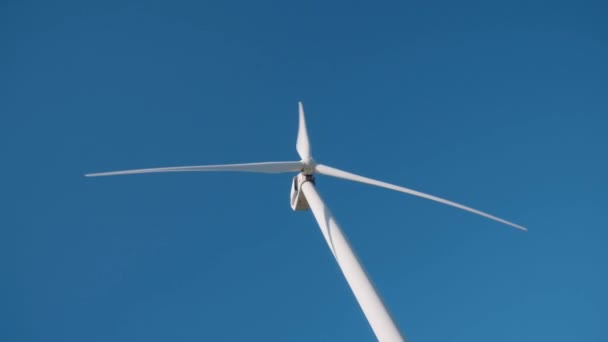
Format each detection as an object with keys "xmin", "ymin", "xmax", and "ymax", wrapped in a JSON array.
[{"xmin": 87, "ymin": 102, "xmax": 526, "ymax": 341}]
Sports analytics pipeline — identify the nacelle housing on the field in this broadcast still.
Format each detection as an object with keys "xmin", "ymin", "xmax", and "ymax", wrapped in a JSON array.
[{"xmin": 290, "ymin": 173, "xmax": 315, "ymax": 211}]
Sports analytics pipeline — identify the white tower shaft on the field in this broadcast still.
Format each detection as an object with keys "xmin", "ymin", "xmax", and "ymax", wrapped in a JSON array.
[{"xmin": 300, "ymin": 181, "xmax": 406, "ymax": 342}]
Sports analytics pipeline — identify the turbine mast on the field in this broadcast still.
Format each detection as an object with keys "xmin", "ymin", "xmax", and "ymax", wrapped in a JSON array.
[{"xmin": 300, "ymin": 181, "xmax": 406, "ymax": 342}]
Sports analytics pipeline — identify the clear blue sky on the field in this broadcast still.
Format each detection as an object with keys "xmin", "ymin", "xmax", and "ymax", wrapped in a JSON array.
[{"xmin": 2, "ymin": 1, "xmax": 607, "ymax": 341}]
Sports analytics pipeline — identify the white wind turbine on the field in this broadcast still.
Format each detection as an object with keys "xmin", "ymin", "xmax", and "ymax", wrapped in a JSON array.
[{"xmin": 87, "ymin": 102, "xmax": 526, "ymax": 342}]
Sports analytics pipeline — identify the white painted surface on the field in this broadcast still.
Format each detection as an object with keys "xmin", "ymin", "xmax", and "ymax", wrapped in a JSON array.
[
  {"xmin": 301, "ymin": 181, "xmax": 406, "ymax": 342},
  {"xmin": 85, "ymin": 161, "xmax": 303, "ymax": 177},
  {"xmin": 315, "ymin": 163, "xmax": 527, "ymax": 231},
  {"xmin": 296, "ymin": 101, "xmax": 311, "ymax": 160}
]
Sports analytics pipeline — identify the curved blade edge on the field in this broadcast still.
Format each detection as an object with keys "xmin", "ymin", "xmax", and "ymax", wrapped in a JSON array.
[
  {"xmin": 315, "ymin": 164, "xmax": 527, "ymax": 231},
  {"xmin": 86, "ymin": 161, "xmax": 303, "ymax": 177},
  {"xmin": 296, "ymin": 101, "xmax": 311, "ymax": 160}
]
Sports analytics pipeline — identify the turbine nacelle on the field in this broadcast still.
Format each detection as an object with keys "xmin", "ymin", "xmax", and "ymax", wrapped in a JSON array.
[{"xmin": 290, "ymin": 173, "xmax": 315, "ymax": 211}]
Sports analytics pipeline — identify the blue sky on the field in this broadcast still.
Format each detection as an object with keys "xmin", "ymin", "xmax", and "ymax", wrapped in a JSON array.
[{"xmin": 2, "ymin": 1, "xmax": 607, "ymax": 341}]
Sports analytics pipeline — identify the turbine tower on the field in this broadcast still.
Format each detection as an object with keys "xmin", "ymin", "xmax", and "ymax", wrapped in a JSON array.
[{"xmin": 87, "ymin": 102, "xmax": 526, "ymax": 341}]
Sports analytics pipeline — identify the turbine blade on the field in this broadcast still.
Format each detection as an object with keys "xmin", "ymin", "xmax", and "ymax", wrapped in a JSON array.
[
  {"xmin": 315, "ymin": 164, "xmax": 527, "ymax": 231},
  {"xmin": 86, "ymin": 161, "xmax": 303, "ymax": 177},
  {"xmin": 296, "ymin": 101, "xmax": 311, "ymax": 160}
]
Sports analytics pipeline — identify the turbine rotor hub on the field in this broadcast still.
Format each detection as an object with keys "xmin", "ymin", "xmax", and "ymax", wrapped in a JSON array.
[{"xmin": 301, "ymin": 157, "xmax": 316, "ymax": 175}]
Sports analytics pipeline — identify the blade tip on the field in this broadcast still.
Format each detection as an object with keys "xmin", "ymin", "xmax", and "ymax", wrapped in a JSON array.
[
  {"xmin": 85, "ymin": 172, "xmax": 110, "ymax": 177},
  {"xmin": 512, "ymin": 223, "xmax": 528, "ymax": 232}
]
